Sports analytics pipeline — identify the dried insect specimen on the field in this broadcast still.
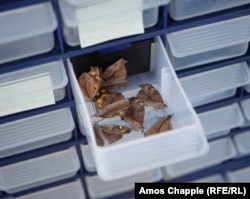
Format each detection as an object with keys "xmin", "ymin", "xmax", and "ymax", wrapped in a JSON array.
[
  {"xmin": 137, "ymin": 84, "xmax": 167, "ymax": 109},
  {"xmin": 78, "ymin": 66, "xmax": 102, "ymax": 101},
  {"xmin": 93, "ymin": 124, "xmax": 131, "ymax": 146},
  {"xmin": 95, "ymin": 88, "xmax": 125, "ymax": 111},
  {"xmin": 95, "ymin": 99, "xmax": 130, "ymax": 118},
  {"xmin": 144, "ymin": 115, "xmax": 173, "ymax": 137},
  {"xmin": 101, "ymin": 58, "xmax": 128, "ymax": 89},
  {"xmin": 121, "ymin": 97, "xmax": 145, "ymax": 131}
]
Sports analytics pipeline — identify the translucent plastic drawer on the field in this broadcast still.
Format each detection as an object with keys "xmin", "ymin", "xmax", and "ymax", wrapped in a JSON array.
[
  {"xmin": 0, "ymin": 2, "xmax": 57, "ymax": 64},
  {"xmin": 226, "ymin": 167, "xmax": 250, "ymax": 182},
  {"xmin": 68, "ymin": 37, "xmax": 208, "ymax": 181},
  {"xmin": 85, "ymin": 170, "xmax": 162, "ymax": 199},
  {"xmin": 198, "ymin": 103, "xmax": 244, "ymax": 139},
  {"xmin": 166, "ymin": 15, "xmax": 250, "ymax": 70},
  {"xmin": 81, "ymin": 144, "xmax": 162, "ymax": 198},
  {"xmin": 233, "ymin": 130, "xmax": 250, "ymax": 156},
  {"xmin": 15, "ymin": 180, "xmax": 85, "ymax": 199},
  {"xmin": 0, "ymin": 60, "xmax": 68, "ymax": 102},
  {"xmin": 0, "ymin": 108, "xmax": 74, "ymax": 158},
  {"xmin": 180, "ymin": 62, "xmax": 250, "ymax": 107},
  {"xmin": 169, "ymin": 0, "xmax": 250, "ymax": 21},
  {"xmin": 0, "ymin": 147, "xmax": 80, "ymax": 193},
  {"xmin": 162, "ymin": 138, "xmax": 237, "ymax": 179},
  {"xmin": 58, "ymin": 0, "xmax": 170, "ymax": 46}
]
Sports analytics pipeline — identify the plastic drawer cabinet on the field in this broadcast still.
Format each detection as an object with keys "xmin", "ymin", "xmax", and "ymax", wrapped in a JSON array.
[{"xmin": 0, "ymin": 2, "xmax": 57, "ymax": 64}]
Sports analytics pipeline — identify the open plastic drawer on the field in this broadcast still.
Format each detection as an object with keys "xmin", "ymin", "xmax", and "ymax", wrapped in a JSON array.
[
  {"xmin": 15, "ymin": 179, "xmax": 86, "ymax": 199},
  {"xmin": 58, "ymin": 0, "xmax": 170, "ymax": 46},
  {"xmin": 68, "ymin": 36, "xmax": 208, "ymax": 181},
  {"xmin": 191, "ymin": 174, "xmax": 225, "ymax": 183},
  {"xmin": 166, "ymin": 15, "xmax": 250, "ymax": 70},
  {"xmin": 233, "ymin": 130, "xmax": 250, "ymax": 156},
  {"xmin": 0, "ymin": 60, "xmax": 68, "ymax": 102},
  {"xmin": 169, "ymin": 0, "xmax": 250, "ymax": 21},
  {"xmin": 0, "ymin": 108, "xmax": 74, "ymax": 158},
  {"xmin": 162, "ymin": 138, "xmax": 237, "ymax": 180},
  {"xmin": 0, "ymin": 147, "xmax": 80, "ymax": 194},
  {"xmin": 198, "ymin": 103, "xmax": 244, "ymax": 139},
  {"xmin": 180, "ymin": 62, "xmax": 250, "ymax": 107},
  {"xmin": 0, "ymin": 2, "xmax": 57, "ymax": 64},
  {"xmin": 226, "ymin": 167, "xmax": 250, "ymax": 182}
]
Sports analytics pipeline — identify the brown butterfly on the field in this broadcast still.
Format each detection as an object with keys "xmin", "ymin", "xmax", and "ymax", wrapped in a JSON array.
[
  {"xmin": 101, "ymin": 58, "xmax": 128, "ymax": 89},
  {"xmin": 136, "ymin": 84, "xmax": 167, "ymax": 109},
  {"xmin": 93, "ymin": 124, "xmax": 131, "ymax": 146},
  {"xmin": 94, "ymin": 89, "xmax": 130, "ymax": 118},
  {"xmin": 144, "ymin": 115, "xmax": 173, "ymax": 137},
  {"xmin": 78, "ymin": 66, "xmax": 102, "ymax": 102},
  {"xmin": 121, "ymin": 97, "xmax": 145, "ymax": 131},
  {"xmin": 95, "ymin": 88, "xmax": 125, "ymax": 110}
]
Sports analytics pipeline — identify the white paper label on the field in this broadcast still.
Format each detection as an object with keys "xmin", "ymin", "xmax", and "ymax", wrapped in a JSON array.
[
  {"xmin": 0, "ymin": 73, "xmax": 55, "ymax": 116},
  {"xmin": 76, "ymin": 0, "xmax": 145, "ymax": 48}
]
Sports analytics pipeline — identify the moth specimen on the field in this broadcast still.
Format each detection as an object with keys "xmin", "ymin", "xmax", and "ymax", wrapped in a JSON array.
[
  {"xmin": 93, "ymin": 124, "xmax": 131, "ymax": 146},
  {"xmin": 101, "ymin": 58, "xmax": 128, "ymax": 89},
  {"xmin": 78, "ymin": 66, "xmax": 102, "ymax": 102},
  {"xmin": 94, "ymin": 89, "xmax": 130, "ymax": 118},
  {"xmin": 137, "ymin": 83, "xmax": 167, "ymax": 109},
  {"xmin": 144, "ymin": 115, "xmax": 173, "ymax": 137},
  {"xmin": 121, "ymin": 97, "xmax": 145, "ymax": 131}
]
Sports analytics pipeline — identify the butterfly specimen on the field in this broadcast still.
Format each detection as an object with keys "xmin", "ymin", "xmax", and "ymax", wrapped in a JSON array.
[
  {"xmin": 94, "ymin": 89, "xmax": 130, "ymax": 118},
  {"xmin": 95, "ymin": 88, "xmax": 124, "ymax": 110},
  {"xmin": 137, "ymin": 83, "xmax": 167, "ymax": 109},
  {"xmin": 101, "ymin": 58, "xmax": 128, "ymax": 89},
  {"xmin": 121, "ymin": 97, "xmax": 145, "ymax": 131},
  {"xmin": 144, "ymin": 115, "xmax": 173, "ymax": 137},
  {"xmin": 78, "ymin": 66, "xmax": 102, "ymax": 102},
  {"xmin": 93, "ymin": 124, "xmax": 131, "ymax": 146}
]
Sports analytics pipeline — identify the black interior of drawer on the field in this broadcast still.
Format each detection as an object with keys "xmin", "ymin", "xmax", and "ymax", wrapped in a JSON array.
[{"xmin": 71, "ymin": 39, "xmax": 153, "ymax": 77}]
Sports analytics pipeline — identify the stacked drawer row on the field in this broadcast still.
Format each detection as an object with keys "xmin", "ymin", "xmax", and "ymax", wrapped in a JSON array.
[{"xmin": 1, "ymin": 0, "xmax": 250, "ymax": 199}]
